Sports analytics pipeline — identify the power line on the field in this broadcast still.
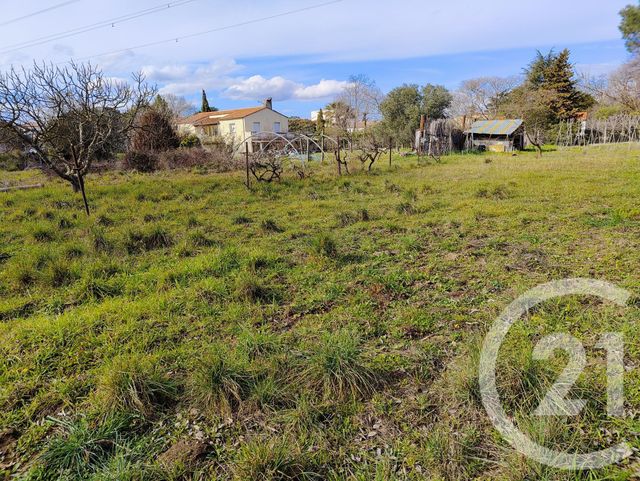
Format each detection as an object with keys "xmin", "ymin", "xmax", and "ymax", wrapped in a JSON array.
[
  {"xmin": 61, "ymin": 0, "xmax": 343, "ymax": 64},
  {"xmin": 0, "ymin": 0, "xmax": 80, "ymax": 27},
  {"xmin": 0, "ymin": 0, "xmax": 199, "ymax": 55}
]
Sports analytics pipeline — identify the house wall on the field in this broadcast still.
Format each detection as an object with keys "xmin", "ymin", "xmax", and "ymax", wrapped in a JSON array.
[
  {"xmin": 240, "ymin": 110, "xmax": 289, "ymax": 152},
  {"xmin": 177, "ymin": 109, "xmax": 289, "ymax": 153}
]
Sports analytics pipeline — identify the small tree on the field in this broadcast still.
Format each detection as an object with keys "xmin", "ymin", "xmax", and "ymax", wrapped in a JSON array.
[
  {"xmin": 354, "ymin": 130, "xmax": 386, "ymax": 171},
  {"xmin": 0, "ymin": 62, "xmax": 154, "ymax": 214},
  {"xmin": 502, "ymin": 87, "xmax": 558, "ymax": 157}
]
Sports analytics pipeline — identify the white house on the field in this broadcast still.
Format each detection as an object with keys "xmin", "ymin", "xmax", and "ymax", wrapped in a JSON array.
[{"xmin": 177, "ymin": 98, "xmax": 288, "ymax": 152}]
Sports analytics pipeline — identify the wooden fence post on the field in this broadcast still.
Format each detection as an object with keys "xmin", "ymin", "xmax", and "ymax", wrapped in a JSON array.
[
  {"xmin": 337, "ymin": 136, "xmax": 342, "ymax": 176},
  {"xmin": 245, "ymin": 142, "xmax": 250, "ymax": 188},
  {"xmin": 389, "ymin": 137, "xmax": 392, "ymax": 166}
]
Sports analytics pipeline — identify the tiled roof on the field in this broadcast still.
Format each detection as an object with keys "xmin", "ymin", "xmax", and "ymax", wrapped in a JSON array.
[{"xmin": 179, "ymin": 107, "xmax": 267, "ymax": 126}]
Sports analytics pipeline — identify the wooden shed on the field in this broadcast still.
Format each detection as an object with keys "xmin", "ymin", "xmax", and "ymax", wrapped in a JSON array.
[{"xmin": 465, "ymin": 119, "xmax": 525, "ymax": 152}]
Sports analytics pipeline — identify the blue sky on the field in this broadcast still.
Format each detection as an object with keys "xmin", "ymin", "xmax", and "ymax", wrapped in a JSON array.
[{"xmin": 0, "ymin": 0, "xmax": 632, "ymax": 117}]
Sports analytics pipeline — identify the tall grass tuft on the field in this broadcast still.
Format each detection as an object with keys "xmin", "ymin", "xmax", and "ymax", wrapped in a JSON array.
[
  {"xmin": 125, "ymin": 225, "xmax": 173, "ymax": 253},
  {"xmin": 233, "ymin": 439, "xmax": 320, "ymax": 481},
  {"xmin": 94, "ymin": 355, "xmax": 179, "ymax": 417},
  {"xmin": 188, "ymin": 346, "xmax": 253, "ymax": 417},
  {"xmin": 296, "ymin": 329, "xmax": 377, "ymax": 401}
]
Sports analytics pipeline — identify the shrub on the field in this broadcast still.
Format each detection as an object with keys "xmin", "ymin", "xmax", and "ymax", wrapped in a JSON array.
[
  {"xmin": 157, "ymin": 147, "xmax": 241, "ymax": 172},
  {"xmin": 179, "ymin": 134, "xmax": 201, "ymax": 148},
  {"xmin": 130, "ymin": 108, "xmax": 180, "ymax": 152},
  {"xmin": 0, "ymin": 149, "xmax": 27, "ymax": 171},
  {"xmin": 123, "ymin": 150, "xmax": 158, "ymax": 172}
]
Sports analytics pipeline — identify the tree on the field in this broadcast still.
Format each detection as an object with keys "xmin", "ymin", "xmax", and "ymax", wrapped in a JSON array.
[
  {"xmin": 455, "ymin": 76, "xmax": 521, "ymax": 119},
  {"xmin": 316, "ymin": 109, "xmax": 325, "ymax": 135},
  {"xmin": 421, "ymin": 84, "xmax": 452, "ymax": 120},
  {"xmin": 603, "ymin": 57, "xmax": 640, "ymax": 112},
  {"xmin": 523, "ymin": 49, "xmax": 594, "ymax": 122},
  {"xmin": 501, "ymin": 87, "xmax": 558, "ymax": 157},
  {"xmin": 379, "ymin": 84, "xmax": 422, "ymax": 146},
  {"xmin": 620, "ymin": 3, "xmax": 640, "ymax": 54},
  {"xmin": 163, "ymin": 93, "xmax": 197, "ymax": 119},
  {"xmin": 326, "ymin": 100, "xmax": 355, "ymax": 134},
  {"xmin": 288, "ymin": 117, "xmax": 316, "ymax": 136},
  {"xmin": 337, "ymin": 74, "xmax": 382, "ymax": 132},
  {"xmin": 201, "ymin": 89, "xmax": 217, "ymax": 113},
  {"xmin": 0, "ymin": 62, "xmax": 154, "ymax": 215},
  {"xmin": 542, "ymin": 49, "xmax": 594, "ymax": 120},
  {"xmin": 354, "ymin": 128, "xmax": 386, "ymax": 171}
]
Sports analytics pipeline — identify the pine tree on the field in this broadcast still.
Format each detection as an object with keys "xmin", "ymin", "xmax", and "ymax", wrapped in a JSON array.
[
  {"xmin": 620, "ymin": 3, "xmax": 640, "ymax": 54},
  {"xmin": 316, "ymin": 109, "xmax": 325, "ymax": 135},
  {"xmin": 523, "ymin": 49, "xmax": 594, "ymax": 122},
  {"xmin": 201, "ymin": 90, "xmax": 211, "ymax": 113}
]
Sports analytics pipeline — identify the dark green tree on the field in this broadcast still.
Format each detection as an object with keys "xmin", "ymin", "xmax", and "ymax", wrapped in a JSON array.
[
  {"xmin": 543, "ymin": 50, "xmax": 594, "ymax": 120},
  {"xmin": 620, "ymin": 2, "xmax": 640, "ymax": 54},
  {"xmin": 379, "ymin": 84, "xmax": 422, "ymax": 146},
  {"xmin": 521, "ymin": 49, "xmax": 593, "ymax": 122},
  {"xmin": 421, "ymin": 84, "xmax": 452, "ymax": 120},
  {"xmin": 201, "ymin": 90, "xmax": 218, "ymax": 113}
]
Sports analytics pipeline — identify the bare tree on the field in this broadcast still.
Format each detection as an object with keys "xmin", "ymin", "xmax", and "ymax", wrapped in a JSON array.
[
  {"xmin": 602, "ymin": 59, "xmax": 640, "ymax": 112},
  {"xmin": 0, "ymin": 62, "xmax": 155, "ymax": 214},
  {"xmin": 338, "ymin": 74, "xmax": 383, "ymax": 133},
  {"xmin": 455, "ymin": 76, "xmax": 521, "ymax": 119},
  {"xmin": 162, "ymin": 93, "xmax": 198, "ymax": 119}
]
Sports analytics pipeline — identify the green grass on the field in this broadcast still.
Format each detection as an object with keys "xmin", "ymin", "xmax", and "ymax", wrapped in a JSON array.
[{"xmin": 1, "ymin": 146, "xmax": 640, "ymax": 479}]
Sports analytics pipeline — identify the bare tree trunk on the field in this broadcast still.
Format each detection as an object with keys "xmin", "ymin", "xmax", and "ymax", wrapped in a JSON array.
[{"xmin": 78, "ymin": 174, "xmax": 90, "ymax": 215}]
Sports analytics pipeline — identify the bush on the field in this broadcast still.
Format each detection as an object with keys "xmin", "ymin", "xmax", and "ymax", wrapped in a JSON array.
[
  {"xmin": 123, "ymin": 150, "xmax": 157, "ymax": 173},
  {"xmin": 0, "ymin": 149, "xmax": 27, "ymax": 171},
  {"xmin": 157, "ymin": 147, "xmax": 241, "ymax": 172},
  {"xmin": 130, "ymin": 109, "xmax": 180, "ymax": 152},
  {"xmin": 179, "ymin": 134, "xmax": 201, "ymax": 148}
]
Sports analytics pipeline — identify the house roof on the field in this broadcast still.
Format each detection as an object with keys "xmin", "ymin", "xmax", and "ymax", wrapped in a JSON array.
[
  {"xmin": 466, "ymin": 119, "xmax": 523, "ymax": 136},
  {"xmin": 179, "ymin": 106, "xmax": 268, "ymax": 127}
]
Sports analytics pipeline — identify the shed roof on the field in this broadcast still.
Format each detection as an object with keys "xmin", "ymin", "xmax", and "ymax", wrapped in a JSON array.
[{"xmin": 466, "ymin": 119, "xmax": 523, "ymax": 136}]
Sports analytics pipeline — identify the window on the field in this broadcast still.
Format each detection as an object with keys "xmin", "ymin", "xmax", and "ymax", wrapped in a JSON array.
[
  {"xmin": 229, "ymin": 124, "xmax": 236, "ymax": 135},
  {"xmin": 252, "ymin": 122, "xmax": 261, "ymax": 134},
  {"xmin": 273, "ymin": 121, "xmax": 281, "ymax": 133}
]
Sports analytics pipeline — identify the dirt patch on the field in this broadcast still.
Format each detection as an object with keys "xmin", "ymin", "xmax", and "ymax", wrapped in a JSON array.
[{"xmin": 158, "ymin": 438, "xmax": 208, "ymax": 469}]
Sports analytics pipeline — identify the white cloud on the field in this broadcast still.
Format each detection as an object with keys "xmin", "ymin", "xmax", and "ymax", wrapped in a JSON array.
[
  {"xmin": 138, "ymin": 60, "xmax": 348, "ymax": 102},
  {"xmin": 294, "ymin": 79, "xmax": 350, "ymax": 100},
  {"xmin": 225, "ymin": 75, "xmax": 348, "ymax": 101}
]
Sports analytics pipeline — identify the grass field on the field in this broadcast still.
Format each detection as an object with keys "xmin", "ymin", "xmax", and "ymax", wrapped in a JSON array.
[{"xmin": 1, "ymin": 146, "xmax": 640, "ymax": 480}]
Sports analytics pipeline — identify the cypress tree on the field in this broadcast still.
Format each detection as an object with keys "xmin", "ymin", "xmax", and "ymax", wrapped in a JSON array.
[{"xmin": 201, "ymin": 90, "xmax": 211, "ymax": 113}]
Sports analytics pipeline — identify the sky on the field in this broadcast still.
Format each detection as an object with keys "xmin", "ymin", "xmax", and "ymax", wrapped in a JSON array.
[{"xmin": 0, "ymin": 0, "xmax": 633, "ymax": 117}]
